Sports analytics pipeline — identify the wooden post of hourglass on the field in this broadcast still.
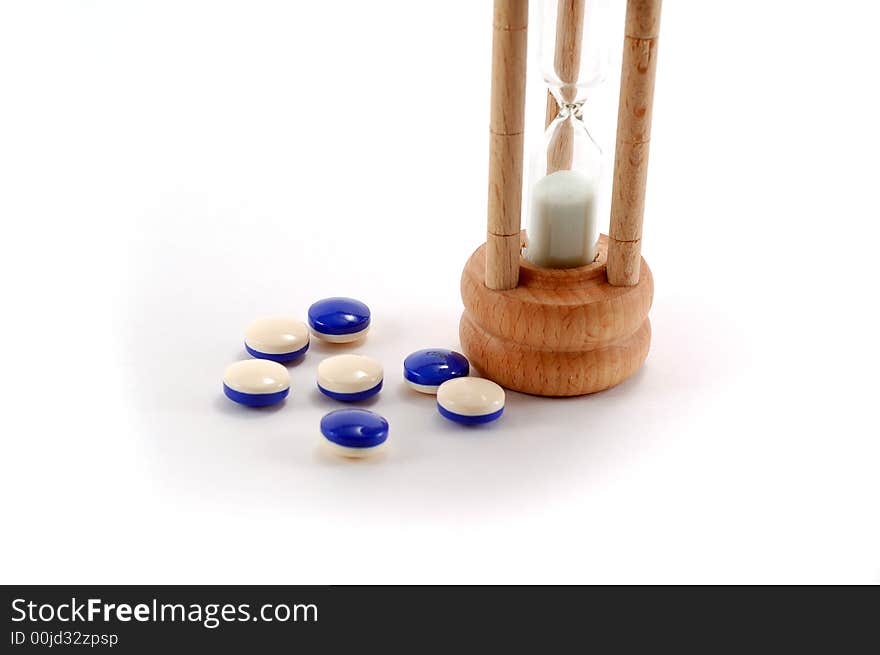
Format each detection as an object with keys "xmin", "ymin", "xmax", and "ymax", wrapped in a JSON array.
[
  {"xmin": 485, "ymin": 0, "xmax": 528, "ymax": 291},
  {"xmin": 607, "ymin": 0, "xmax": 662, "ymax": 286}
]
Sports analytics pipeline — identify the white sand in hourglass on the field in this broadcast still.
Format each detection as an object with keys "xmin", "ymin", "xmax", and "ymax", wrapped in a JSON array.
[{"xmin": 524, "ymin": 169, "xmax": 598, "ymax": 268}]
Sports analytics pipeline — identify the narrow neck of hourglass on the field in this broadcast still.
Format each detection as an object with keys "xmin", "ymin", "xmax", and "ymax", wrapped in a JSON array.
[
  {"xmin": 550, "ymin": 95, "xmax": 589, "ymax": 125},
  {"xmin": 550, "ymin": 82, "xmax": 589, "ymax": 110},
  {"xmin": 555, "ymin": 101, "xmax": 583, "ymax": 120},
  {"xmin": 545, "ymin": 96, "xmax": 602, "ymax": 163}
]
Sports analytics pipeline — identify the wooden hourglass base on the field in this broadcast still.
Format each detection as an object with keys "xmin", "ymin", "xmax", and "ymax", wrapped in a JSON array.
[{"xmin": 459, "ymin": 234, "xmax": 653, "ymax": 397}]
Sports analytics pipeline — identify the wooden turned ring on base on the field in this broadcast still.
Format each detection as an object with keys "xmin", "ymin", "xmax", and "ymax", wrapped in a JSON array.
[{"xmin": 459, "ymin": 234, "xmax": 653, "ymax": 397}]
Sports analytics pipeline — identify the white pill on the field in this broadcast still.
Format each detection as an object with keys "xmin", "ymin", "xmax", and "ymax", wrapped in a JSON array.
[
  {"xmin": 244, "ymin": 316, "xmax": 310, "ymax": 363},
  {"xmin": 223, "ymin": 359, "xmax": 290, "ymax": 407},
  {"xmin": 436, "ymin": 377, "xmax": 505, "ymax": 424},
  {"xmin": 317, "ymin": 354, "xmax": 383, "ymax": 402}
]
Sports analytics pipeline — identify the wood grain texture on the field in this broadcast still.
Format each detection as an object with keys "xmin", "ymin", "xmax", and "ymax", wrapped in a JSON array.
[
  {"xmin": 486, "ymin": 0, "xmax": 529, "ymax": 290},
  {"xmin": 493, "ymin": 0, "xmax": 528, "ymax": 32},
  {"xmin": 616, "ymin": 36, "xmax": 658, "ymax": 146},
  {"xmin": 608, "ymin": 139, "xmax": 650, "ymax": 242},
  {"xmin": 460, "ymin": 234, "xmax": 653, "ymax": 396},
  {"xmin": 487, "ymin": 131, "xmax": 525, "ymax": 235},
  {"xmin": 625, "ymin": 0, "xmax": 662, "ymax": 39},
  {"xmin": 489, "ymin": 10, "xmax": 528, "ymax": 135},
  {"xmin": 545, "ymin": 90, "xmax": 557, "ymax": 129},
  {"xmin": 607, "ymin": 0, "xmax": 661, "ymax": 287},
  {"xmin": 605, "ymin": 236, "xmax": 642, "ymax": 287},
  {"xmin": 483, "ymin": 232, "xmax": 524, "ymax": 291},
  {"xmin": 461, "ymin": 313, "xmax": 651, "ymax": 397}
]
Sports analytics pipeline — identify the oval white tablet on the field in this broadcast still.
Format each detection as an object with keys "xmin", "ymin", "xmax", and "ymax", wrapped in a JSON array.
[
  {"xmin": 223, "ymin": 359, "xmax": 290, "ymax": 407},
  {"xmin": 317, "ymin": 354, "xmax": 383, "ymax": 402},
  {"xmin": 244, "ymin": 316, "xmax": 310, "ymax": 362},
  {"xmin": 436, "ymin": 377, "xmax": 505, "ymax": 424}
]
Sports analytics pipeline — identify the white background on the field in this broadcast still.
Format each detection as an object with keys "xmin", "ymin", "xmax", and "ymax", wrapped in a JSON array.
[{"xmin": 1, "ymin": 1, "xmax": 878, "ymax": 584}]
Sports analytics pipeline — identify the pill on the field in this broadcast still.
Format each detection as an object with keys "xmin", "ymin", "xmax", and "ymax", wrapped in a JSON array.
[
  {"xmin": 317, "ymin": 354, "xmax": 383, "ymax": 402},
  {"xmin": 436, "ymin": 377, "xmax": 505, "ymax": 424},
  {"xmin": 307, "ymin": 297, "xmax": 371, "ymax": 343},
  {"xmin": 403, "ymin": 349, "xmax": 470, "ymax": 394},
  {"xmin": 244, "ymin": 316, "xmax": 310, "ymax": 363},
  {"xmin": 320, "ymin": 408, "xmax": 389, "ymax": 458},
  {"xmin": 223, "ymin": 359, "xmax": 290, "ymax": 407}
]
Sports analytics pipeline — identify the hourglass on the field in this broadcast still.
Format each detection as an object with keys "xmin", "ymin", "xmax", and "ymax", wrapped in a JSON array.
[{"xmin": 459, "ymin": 0, "xmax": 661, "ymax": 396}]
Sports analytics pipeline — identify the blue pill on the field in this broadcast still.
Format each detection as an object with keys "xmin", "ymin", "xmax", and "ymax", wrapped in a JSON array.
[
  {"xmin": 308, "ymin": 297, "xmax": 371, "ymax": 343},
  {"xmin": 321, "ymin": 408, "xmax": 389, "ymax": 458},
  {"xmin": 404, "ymin": 349, "xmax": 470, "ymax": 394}
]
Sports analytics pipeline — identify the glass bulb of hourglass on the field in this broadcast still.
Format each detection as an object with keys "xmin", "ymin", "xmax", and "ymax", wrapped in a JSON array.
[
  {"xmin": 524, "ymin": 102, "xmax": 602, "ymax": 268},
  {"xmin": 538, "ymin": 0, "xmax": 610, "ymax": 102},
  {"xmin": 524, "ymin": 0, "xmax": 610, "ymax": 269}
]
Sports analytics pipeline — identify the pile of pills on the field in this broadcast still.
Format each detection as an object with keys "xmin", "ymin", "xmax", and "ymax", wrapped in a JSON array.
[{"xmin": 222, "ymin": 296, "xmax": 505, "ymax": 459}]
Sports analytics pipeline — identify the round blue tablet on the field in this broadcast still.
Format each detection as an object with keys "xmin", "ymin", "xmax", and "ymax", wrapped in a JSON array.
[
  {"xmin": 308, "ymin": 297, "xmax": 371, "ymax": 343},
  {"xmin": 321, "ymin": 409, "xmax": 389, "ymax": 458},
  {"xmin": 436, "ymin": 377, "xmax": 505, "ymax": 424},
  {"xmin": 404, "ymin": 349, "xmax": 470, "ymax": 394}
]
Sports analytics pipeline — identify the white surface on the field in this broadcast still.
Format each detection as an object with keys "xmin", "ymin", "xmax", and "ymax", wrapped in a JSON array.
[
  {"xmin": 1, "ymin": 1, "xmax": 879, "ymax": 584},
  {"xmin": 223, "ymin": 359, "xmax": 289, "ymax": 395},
  {"xmin": 317, "ymin": 354, "xmax": 383, "ymax": 395},
  {"xmin": 526, "ymin": 169, "xmax": 599, "ymax": 267},
  {"xmin": 437, "ymin": 378, "xmax": 506, "ymax": 418},
  {"xmin": 245, "ymin": 316, "xmax": 309, "ymax": 355}
]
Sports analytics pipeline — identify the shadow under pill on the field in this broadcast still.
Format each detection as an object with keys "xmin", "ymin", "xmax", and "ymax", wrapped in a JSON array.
[
  {"xmin": 237, "ymin": 349, "xmax": 309, "ymax": 369},
  {"xmin": 310, "ymin": 387, "xmax": 383, "ymax": 408},
  {"xmin": 212, "ymin": 394, "xmax": 289, "ymax": 416},
  {"xmin": 309, "ymin": 340, "xmax": 365, "ymax": 355},
  {"xmin": 312, "ymin": 444, "xmax": 388, "ymax": 466},
  {"xmin": 396, "ymin": 381, "xmax": 437, "ymax": 400},
  {"xmin": 432, "ymin": 412, "xmax": 505, "ymax": 435}
]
